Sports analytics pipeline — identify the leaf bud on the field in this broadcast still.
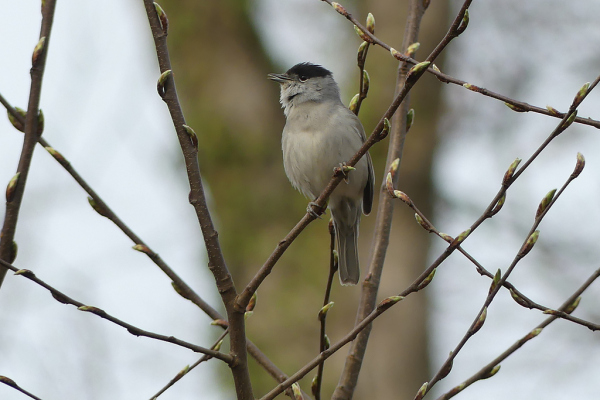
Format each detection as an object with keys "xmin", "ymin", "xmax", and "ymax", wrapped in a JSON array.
[
  {"xmin": 416, "ymin": 269, "xmax": 436, "ymax": 290},
  {"xmin": 366, "ymin": 12, "xmax": 375, "ymax": 34},
  {"xmin": 518, "ymin": 230, "xmax": 540, "ymax": 257},
  {"xmin": 406, "ymin": 108, "xmax": 415, "ymax": 132},
  {"xmin": 6, "ymin": 172, "xmax": 20, "ymax": 202},
  {"xmin": 503, "ymin": 157, "xmax": 522, "ymax": 185},
  {"xmin": 572, "ymin": 152, "xmax": 585, "ymax": 178},
  {"xmin": 32, "ymin": 36, "xmax": 46, "ymax": 65},
  {"xmin": 153, "ymin": 2, "xmax": 169, "ymax": 34},
  {"xmin": 7, "ymin": 107, "xmax": 26, "ymax": 132},
  {"xmin": 535, "ymin": 189, "xmax": 556, "ymax": 219},
  {"xmin": 455, "ymin": 9, "xmax": 469, "ymax": 35},
  {"xmin": 348, "ymin": 93, "xmax": 359, "ymax": 114}
]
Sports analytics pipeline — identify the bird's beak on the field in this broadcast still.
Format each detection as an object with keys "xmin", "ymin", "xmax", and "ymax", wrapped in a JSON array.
[{"xmin": 268, "ymin": 73, "xmax": 291, "ymax": 83}]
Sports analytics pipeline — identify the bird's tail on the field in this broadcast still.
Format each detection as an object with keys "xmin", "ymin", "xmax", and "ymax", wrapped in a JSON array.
[{"xmin": 332, "ymin": 200, "xmax": 361, "ymax": 286}]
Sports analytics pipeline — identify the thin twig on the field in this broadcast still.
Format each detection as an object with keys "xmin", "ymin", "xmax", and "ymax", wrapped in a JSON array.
[
  {"xmin": 392, "ymin": 172, "xmax": 600, "ymax": 332},
  {"xmin": 150, "ymin": 329, "xmax": 230, "ymax": 399},
  {"xmin": 142, "ymin": 2, "xmax": 252, "ymax": 398},
  {"xmin": 0, "ymin": 0, "xmax": 58, "ymax": 288},
  {"xmin": 333, "ymin": 1, "xmax": 470, "ymax": 398},
  {"xmin": 435, "ymin": 266, "xmax": 600, "ymax": 400},
  {"xmin": 0, "ymin": 259, "xmax": 232, "ymax": 363},
  {"xmin": 0, "ymin": 91, "xmax": 301, "ymax": 399},
  {"xmin": 314, "ymin": 221, "xmax": 338, "ymax": 400},
  {"xmin": 320, "ymin": 0, "xmax": 600, "ymax": 130},
  {"xmin": 0, "ymin": 376, "xmax": 44, "ymax": 400}
]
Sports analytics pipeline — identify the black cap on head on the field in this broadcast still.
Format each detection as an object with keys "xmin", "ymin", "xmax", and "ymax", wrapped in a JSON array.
[{"xmin": 286, "ymin": 62, "xmax": 332, "ymax": 80}]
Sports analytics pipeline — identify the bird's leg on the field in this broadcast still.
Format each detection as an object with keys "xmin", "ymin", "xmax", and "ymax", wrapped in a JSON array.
[
  {"xmin": 334, "ymin": 162, "xmax": 356, "ymax": 184},
  {"xmin": 307, "ymin": 201, "xmax": 326, "ymax": 219}
]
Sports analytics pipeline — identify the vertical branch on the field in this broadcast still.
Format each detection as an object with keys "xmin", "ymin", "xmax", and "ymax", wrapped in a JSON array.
[
  {"xmin": 332, "ymin": 1, "xmax": 428, "ymax": 398},
  {"xmin": 333, "ymin": 0, "xmax": 472, "ymax": 398},
  {"xmin": 0, "ymin": 0, "xmax": 58, "ymax": 288},
  {"xmin": 142, "ymin": 2, "xmax": 252, "ymax": 399},
  {"xmin": 314, "ymin": 221, "xmax": 338, "ymax": 400}
]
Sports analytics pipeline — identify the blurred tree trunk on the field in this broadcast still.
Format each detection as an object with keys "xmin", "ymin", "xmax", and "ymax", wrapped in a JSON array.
[
  {"xmin": 160, "ymin": 0, "xmax": 447, "ymax": 397},
  {"xmin": 345, "ymin": 0, "xmax": 449, "ymax": 398}
]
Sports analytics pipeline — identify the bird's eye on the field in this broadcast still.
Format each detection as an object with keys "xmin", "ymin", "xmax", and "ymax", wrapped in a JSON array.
[{"xmin": 299, "ymin": 75, "xmax": 308, "ymax": 82}]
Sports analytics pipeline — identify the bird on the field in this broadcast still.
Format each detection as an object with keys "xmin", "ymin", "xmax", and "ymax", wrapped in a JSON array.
[{"xmin": 268, "ymin": 62, "xmax": 375, "ymax": 285}]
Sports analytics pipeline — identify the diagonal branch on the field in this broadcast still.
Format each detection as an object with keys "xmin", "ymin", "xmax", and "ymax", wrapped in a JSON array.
[
  {"xmin": 1, "ymin": 92, "xmax": 301, "ymax": 399},
  {"xmin": 0, "ymin": 0, "xmax": 58, "ymax": 288},
  {"xmin": 0, "ymin": 376, "xmax": 43, "ymax": 400},
  {"xmin": 0, "ymin": 259, "xmax": 232, "ymax": 363},
  {"xmin": 333, "ymin": 1, "xmax": 471, "ymax": 398},
  {"xmin": 142, "ymin": 2, "xmax": 252, "ymax": 398},
  {"xmin": 435, "ymin": 265, "xmax": 600, "ymax": 400}
]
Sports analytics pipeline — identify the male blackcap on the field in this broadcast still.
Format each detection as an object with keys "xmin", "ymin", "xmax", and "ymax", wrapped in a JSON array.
[{"xmin": 268, "ymin": 62, "xmax": 375, "ymax": 285}]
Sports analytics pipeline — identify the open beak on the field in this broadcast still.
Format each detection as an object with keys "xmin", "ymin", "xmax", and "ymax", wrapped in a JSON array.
[{"xmin": 268, "ymin": 73, "xmax": 291, "ymax": 83}]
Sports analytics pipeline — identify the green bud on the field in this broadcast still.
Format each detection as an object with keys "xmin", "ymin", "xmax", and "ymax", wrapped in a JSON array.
[
  {"xmin": 9, "ymin": 241, "xmax": 18, "ymax": 264},
  {"xmin": 564, "ymin": 296, "xmax": 581, "ymax": 314},
  {"xmin": 6, "ymin": 172, "xmax": 20, "ymax": 202},
  {"xmin": 524, "ymin": 327, "xmax": 543, "ymax": 340},
  {"xmin": 439, "ymin": 233, "xmax": 453, "ymax": 243},
  {"xmin": 378, "ymin": 295, "xmax": 405, "ymax": 311},
  {"xmin": 482, "ymin": 365, "xmax": 501, "ymax": 379},
  {"xmin": 14, "ymin": 269, "xmax": 34, "ymax": 278},
  {"xmin": 354, "ymin": 25, "xmax": 370, "ymax": 42},
  {"xmin": 171, "ymin": 281, "xmax": 193, "ymax": 300},
  {"xmin": 32, "ymin": 36, "xmax": 46, "ymax": 65},
  {"xmin": 417, "ymin": 268, "xmax": 436, "ymax": 290},
  {"xmin": 572, "ymin": 152, "xmax": 585, "ymax": 178},
  {"xmin": 0, "ymin": 376, "xmax": 17, "ymax": 388},
  {"xmin": 509, "ymin": 288, "xmax": 531, "ymax": 308},
  {"xmin": 546, "ymin": 105, "xmax": 561, "ymax": 117},
  {"xmin": 157, "ymin": 69, "xmax": 172, "ymax": 97},
  {"xmin": 318, "ymin": 301, "xmax": 335, "ymax": 320},
  {"xmin": 37, "ymin": 109, "xmax": 44, "ymax": 135},
  {"xmin": 394, "ymin": 190, "xmax": 411, "ymax": 205},
  {"xmin": 471, "ymin": 307, "xmax": 487, "ymax": 334},
  {"xmin": 210, "ymin": 319, "xmax": 229, "ymax": 328},
  {"xmin": 385, "ymin": 172, "xmax": 394, "ymax": 196},
  {"xmin": 381, "ymin": 117, "xmax": 391, "ymax": 139},
  {"xmin": 489, "ymin": 268, "xmax": 501, "ymax": 294},
  {"xmin": 536, "ymin": 189, "xmax": 556, "ymax": 219},
  {"xmin": 88, "ymin": 196, "xmax": 109, "ymax": 218},
  {"xmin": 489, "ymin": 193, "xmax": 506, "ymax": 217},
  {"xmin": 362, "ymin": 70, "xmax": 370, "ymax": 94},
  {"xmin": 415, "ymin": 381, "xmax": 428, "ymax": 400},
  {"xmin": 415, "ymin": 213, "xmax": 432, "ymax": 231},
  {"xmin": 331, "ymin": 2, "xmax": 349, "ymax": 17},
  {"xmin": 77, "ymin": 305, "xmax": 106, "ymax": 316},
  {"xmin": 311, "ymin": 375, "xmax": 319, "ymax": 398},
  {"xmin": 366, "ymin": 13, "xmax": 375, "ymax": 34},
  {"xmin": 291, "ymin": 382, "xmax": 303, "ymax": 400},
  {"xmin": 463, "ymin": 83, "xmax": 480, "ymax": 92},
  {"xmin": 7, "ymin": 107, "xmax": 26, "ymax": 132},
  {"xmin": 323, "ymin": 334, "xmax": 330, "ymax": 350},
  {"xmin": 406, "ymin": 108, "xmax": 415, "ymax": 132},
  {"xmin": 182, "ymin": 125, "xmax": 198, "ymax": 150},
  {"xmin": 452, "ymin": 228, "xmax": 471, "ymax": 246},
  {"xmin": 574, "ymin": 81, "xmax": 590, "ymax": 104},
  {"xmin": 456, "ymin": 9, "xmax": 469, "ymax": 35},
  {"xmin": 389, "ymin": 157, "xmax": 400, "ymax": 176},
  {"xmin": 246, "ymin": 292, "xmax": 257, "ymax": 312},
  {"xmin": 406, "ymin": 42, "xmax": 420, "ymax": 57},
  {"xmin": 153, "ymin": 2, "xmax": 169, "ymax": 34},
  {"xmin": 503, "ymin": 158, "xmax": 522, "ymax": 185},
  {"xmin": 407, "ymin": 61, "xmax": 431, "ymax": 79},
  {"xmin": 561, "ymin": 110, "xmax": 578, "ymax": 130},
  {"xmin": 348, "ymin": 93, "xmax": 359, "ymax": 114},
  {"xmin": 390, "ymin": 47, "xmax": 404, "ymax": 61},
  {"xmin": 357, "ymin": 41, "xmax": 369, "ymax": 63},
  {"xmin": 132, "ymin": 244, "xmax": 152, "ymax": 255},
  {"xmin": 504, "ymin": 102, "xmax": 527, "ymax": 112},
  {"xmin": 174, "ymin": 365, "xmax": 190, "ymax": 379},
  {"xmin": 519, "ymin": 230, "xmax": 540, "ymax": 257}
]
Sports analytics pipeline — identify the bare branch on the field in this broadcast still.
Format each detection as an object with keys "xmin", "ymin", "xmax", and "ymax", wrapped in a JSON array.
[
  {"xmin": 142, "ymin": 2, "xmax": 252, "ymax": 398},
  {"xmin": 0, "ymin": 0, "xmax": 58, "ymax": 288},
  {"xmin": 1, "ymin": 260, "xmax": 233, "ymax": 363},
  {"xmin": 0, "ymin": 376, "xmax": 43, "ymax": 400}
]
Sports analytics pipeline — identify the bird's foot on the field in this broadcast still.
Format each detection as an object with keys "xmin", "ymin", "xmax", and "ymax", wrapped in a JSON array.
[
  {"xmin": 335, "ymin": 162, "xmax": 355, "ymax": 183},
  {"xmin": 307, "ymin": 201, "xmax": 326, "ymax": 219}
]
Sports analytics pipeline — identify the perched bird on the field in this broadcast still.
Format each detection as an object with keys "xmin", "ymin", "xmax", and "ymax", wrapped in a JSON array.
[{"xmin": 268, "ymin": 62, "xmax": 375, "ymax": 285}]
